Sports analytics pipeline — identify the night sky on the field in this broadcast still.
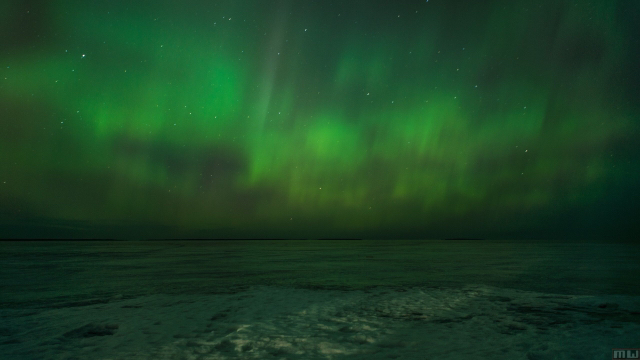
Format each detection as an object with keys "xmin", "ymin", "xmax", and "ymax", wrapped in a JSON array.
[{"xmin": 0, "ymin": 0, "xmax": 638, "ymax": 240}]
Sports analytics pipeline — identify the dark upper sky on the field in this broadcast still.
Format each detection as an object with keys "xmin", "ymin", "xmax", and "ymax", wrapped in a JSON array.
[{"xmin": 0, "ymin": 0, "xmax": 638, "ymax": 240}]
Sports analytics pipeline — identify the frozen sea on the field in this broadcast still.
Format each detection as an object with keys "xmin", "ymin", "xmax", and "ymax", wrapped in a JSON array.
[{"xmin": 1, "ymin": 240, "xmax": 639, "ymax": 359}]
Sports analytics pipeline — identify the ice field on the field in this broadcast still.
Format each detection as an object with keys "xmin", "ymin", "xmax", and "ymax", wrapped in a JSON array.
[{"xmin": 1, "ymin": 240, "xmax": 639, "ymax": 359}]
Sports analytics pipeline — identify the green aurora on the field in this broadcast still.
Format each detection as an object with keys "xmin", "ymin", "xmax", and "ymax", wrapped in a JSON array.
[{"xmin": 0, "ymin": 0, "xmax": 638, "ymax": 239}]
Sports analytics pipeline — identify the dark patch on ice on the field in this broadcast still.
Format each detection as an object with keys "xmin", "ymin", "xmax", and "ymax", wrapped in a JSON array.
[
  {"xmin": 234, "ymin": 294, "xmax": 254, "ymax": 300},
  {"xmin": 210, "ymin": 311, "xmax": 229, "ymax": 321},
  {"xmin": 536, "ymin": 295, "xmax": 572, "ymax": 300},
  {"xmin": 431, "ymin": 318, "xmax": 454, "ymax": 324},
  {"xmin": 49, "ymin": 298, "xmax": 112, "ymax": 309},
  {"xmin": 377, "ymin": 339, "xmax": 409, "ymax": 348},
  {"xmin": 214, "ymin": 339, "xmax": 235, "ymax": 352},
  {"xmin": 507, "ymin": 304, "xmax": 573, "ymax": 328},
  {"xmin": 300, "ymin": 284, "xmax": 354, "ymax": 291},
  {"xmin": 552, "ymin": 303, "xmax": 640, "ymax": 323},
  {"xmin": 511, "ymin": 305, "xmax": 553, "ymax": 315},
  {"xmin": 350, "ymin": 335, "xmax": 370, "ymax": 345},
  {"xmin": 63, "ymin": 323, "xmax": 118, "ymax": 338},
  {"xmin": 161, "ymin": 300, "xmax": 196, "ymax": 307},
  {"xmin": 487, "ymin": 296, "xmax": 512, "ymax": 302},
  {"xmin": 502, "ymin": 323, "xmax": 528, "ymax": 334},
  {"xmin": 597, "ymin": 302, "xmax": 619, "ymax": 309},
  {"xmin": 267, "ymin": 347, "xmax": 288, "ymax": 356},
  {"xmin": 203, "ymin": 286, "xmax": 250, "ymax": 295},
  {"xmin": 339, "ymin": 325, "xmax": 357, "ymax": 333},
  {"xmin": 121, "ymin": 305, "xmax": 142, "ymax": 308},
  {"xmin": 8, "ymin": 310, "xmax": 39, "ymax": 317},
  {"xmin": 552, "ymin": 306, "xmax": 577, "ymax": 312},
  {"xmin": 507, "ymin": 300, "xmax": 640, "ymax": 333},
  {"xmin": 585, "ymin": 309, "xmax": 640, "ymax": 324},
  {"xmin": 431, "ymin": 315, "xmax": 474, "ymax": 324},
  {"xmin": 1, "ymin": 338, "xmax": 20, "ymax": 345}
]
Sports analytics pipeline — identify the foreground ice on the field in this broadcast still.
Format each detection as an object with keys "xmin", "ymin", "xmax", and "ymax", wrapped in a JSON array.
[{"xmin": 1, "ymin": 284, "xmax": 638, "ymax": 359}]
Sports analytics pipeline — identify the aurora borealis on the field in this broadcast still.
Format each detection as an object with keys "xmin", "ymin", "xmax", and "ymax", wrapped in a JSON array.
[{"xmin": 0, "ymin": 0, "xmax": 638, "ymax": 239}]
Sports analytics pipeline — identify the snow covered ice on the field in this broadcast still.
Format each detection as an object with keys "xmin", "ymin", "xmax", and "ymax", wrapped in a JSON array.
[{"xmin": 1, "ymin": 240, "xmax": 639, "ymax": 359}]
